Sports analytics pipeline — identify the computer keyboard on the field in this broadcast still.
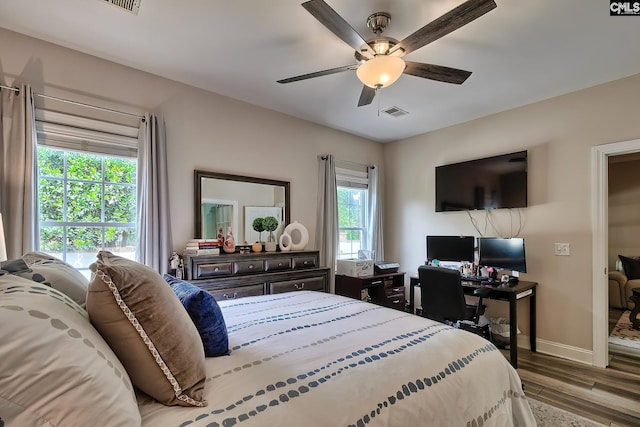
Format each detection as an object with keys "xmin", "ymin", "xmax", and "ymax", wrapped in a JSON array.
[{"xmin": 461, "ymin": 275, "xmax": 489, "ymax": 282}]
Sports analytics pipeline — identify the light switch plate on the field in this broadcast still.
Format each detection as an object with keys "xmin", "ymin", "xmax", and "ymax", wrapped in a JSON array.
[{"xmin": 554, "ymin": 243, "xmax": 570, "ymax": 256}]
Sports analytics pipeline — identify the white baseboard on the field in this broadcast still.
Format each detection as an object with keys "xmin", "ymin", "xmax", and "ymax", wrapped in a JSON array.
[{"xmin": 516, "ymin": 334, "xmax": 594, "ymax": 365}]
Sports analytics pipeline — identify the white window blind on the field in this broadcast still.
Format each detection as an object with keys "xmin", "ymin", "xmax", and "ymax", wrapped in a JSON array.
[
  {"xmin": 35, "ymin": 109, "xmax": 139, "ymax": 157},
  {"xmin": 336, "ymin": 163, "xmax": 368, "ymax": 189}
]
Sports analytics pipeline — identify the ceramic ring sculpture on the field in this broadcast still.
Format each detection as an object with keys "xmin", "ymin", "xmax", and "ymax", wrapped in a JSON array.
[
  {"xmin": 282, "ymin": 221, "xmax": 309, "ymax": 251},
  {"xmin": 279, "ymin": 233, "xmax": 292, "ymax": 252}
]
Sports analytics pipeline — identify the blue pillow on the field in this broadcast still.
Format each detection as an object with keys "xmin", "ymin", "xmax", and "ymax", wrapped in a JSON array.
[{"xmin": 163, "ymin": 274, "xmax": 229, "ymax": 357}]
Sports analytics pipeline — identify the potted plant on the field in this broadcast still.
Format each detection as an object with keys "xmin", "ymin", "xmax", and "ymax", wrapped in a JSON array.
[
  {"xmin": 263, "ymin": 216, "xmax": 279, "ymax": 252},
  {"xmin": 251, "ymin": 217, "xmax": 265, "ymax": 252}
]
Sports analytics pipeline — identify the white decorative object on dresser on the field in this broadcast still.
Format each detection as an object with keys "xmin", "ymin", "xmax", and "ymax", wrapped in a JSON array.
[
  {"xmin": 279, "ymin": 220, "xmax": 309, "ymax": 251},
  {"xmin": 183, "ymin": 250, "xmax": 328, "ymax": 301}
]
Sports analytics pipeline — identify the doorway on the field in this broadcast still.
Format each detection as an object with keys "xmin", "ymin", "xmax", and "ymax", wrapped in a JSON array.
[{"xmin": 592, "ymin": 138, "xmax": 640, "ymax": 368}]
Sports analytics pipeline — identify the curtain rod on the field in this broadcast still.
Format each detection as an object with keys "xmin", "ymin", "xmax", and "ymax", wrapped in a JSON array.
[
  {"xmin": 0, "ymin": 84, "xmax": 19, "ymax": 92},
  {"xmin": 322, "ymin": 155, "xmax": 375, "ymax": 170},
  {"xmin": 1, "ymin": 84, "xmax": 144, "ymax": 120}
]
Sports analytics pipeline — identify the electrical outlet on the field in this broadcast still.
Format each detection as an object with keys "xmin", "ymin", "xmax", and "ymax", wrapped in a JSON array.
[{"xmin": 554, "ymin": 243, "xmax": 570, "ymax": 256}]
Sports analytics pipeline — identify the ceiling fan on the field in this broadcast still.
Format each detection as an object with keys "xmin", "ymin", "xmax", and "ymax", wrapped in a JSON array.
[{"xmin": 277, "ymin": 0, "xmax": 497, "ymax": 107}]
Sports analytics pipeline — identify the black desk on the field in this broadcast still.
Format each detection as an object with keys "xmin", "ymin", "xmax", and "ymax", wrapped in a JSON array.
[{"xmin": 409, "ymin": 276, "xmax": 537, "ymax": 369}]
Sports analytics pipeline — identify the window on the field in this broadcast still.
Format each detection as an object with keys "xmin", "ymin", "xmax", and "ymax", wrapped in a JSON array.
[
  {"xmin": 35, "ymin": 110, "xmax": 139, "ymax": 276},
  {"xmin": 336, "ymin": 164, "xmax": 369, "ymax": 260},
  {"xmin": 337, "ymin": 186, "xmax": 367, "ymax": 259}
]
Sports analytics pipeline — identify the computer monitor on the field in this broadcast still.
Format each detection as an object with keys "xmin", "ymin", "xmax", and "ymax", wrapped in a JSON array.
[
  {"xmin": 426, "ymin": 235, "xmax": 475, "ymax": 262},
  {"xmin": 477, "ymin": 237, "xmax": 527, "ymax": 273}
]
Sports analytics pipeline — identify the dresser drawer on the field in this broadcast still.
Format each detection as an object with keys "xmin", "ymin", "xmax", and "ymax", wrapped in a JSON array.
[
  {"xmin": 234, "ymin": 260, "xmax": 265, "ymax": 275},
  {"xmin": 292, "ymin": 256, "xmax": 317, "ymax": 269},
  {"xmin": 384, "ymin": 284, "xmax": 405, "ymax": 308},
  {"xmin": 208, "ymin": 284, "xmax": 265, "ymax": 301},
  {"xmin": 384, "ymin": 297, "xmax": 406, "ymax": 310},
  {"xmin": 385, "ymin": 285, "xmax": 405, "ymax": 298},
  {"xmin": 265, "ymin": 258, "xmax": 292, "ymax": 272},
  {"xmin": 270, "ymin": 276, "xmax": 325, "ymax": 294},
  {"xmin": 192, "ymin": 261, "xmax": 233, "ymax": 279}
]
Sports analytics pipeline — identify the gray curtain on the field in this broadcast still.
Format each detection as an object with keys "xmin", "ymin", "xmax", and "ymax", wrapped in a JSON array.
[
  {"xmin": 136, "ymin": 113, "xmax": 172, "ymax": 274},
  {"xmin": 316, "ymin": 155, "xmax": 338, "ymax": 292},
  {"xmin": 0, "ymin": 84, "xmax": 37, "ymax": 259},
  {"xmin": 367, "ymin": 165, "xmax": 384, "ymax": 261}
]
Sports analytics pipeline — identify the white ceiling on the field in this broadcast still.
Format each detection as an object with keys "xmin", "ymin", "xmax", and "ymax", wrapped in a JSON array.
[{"xmin": 1, "ymin": 0, "xmax": 639, "ymax": 143}]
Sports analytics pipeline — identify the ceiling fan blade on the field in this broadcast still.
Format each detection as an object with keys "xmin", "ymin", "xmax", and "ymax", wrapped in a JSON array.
[
  {"xmin": 302, "ymin": 0, "xmax": 375, "ymax": 57},
  {"xmin": 404, "ymin": 61, "xmax": 472, "ymax": 84},
  {"xmin": 390, "ymin": 0, "xmax": 497, "ymax": 56},
  {"xmin": 277, "ymin": 64, "xmax": 358, "ymax": 84},
  {"xmin": 357, "ymin": 85, "xmax": 377, "ymax": 107}
]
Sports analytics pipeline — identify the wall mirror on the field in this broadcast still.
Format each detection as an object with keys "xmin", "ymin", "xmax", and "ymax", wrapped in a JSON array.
[{"xmin": 194, "ymin": 170, "xmax": 290, "ymax": 244}]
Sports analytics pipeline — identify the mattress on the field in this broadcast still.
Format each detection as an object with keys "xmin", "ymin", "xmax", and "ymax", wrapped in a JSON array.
[{"xmin": 137, "ymin": 291, "xmax": 536, "ymax": 426}]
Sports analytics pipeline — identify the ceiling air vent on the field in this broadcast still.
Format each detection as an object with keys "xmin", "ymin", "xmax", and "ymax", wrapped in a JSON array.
[
  {"xmin": 381, "ymin": 106, "xmax": 409, "ymax": 118},
  {"xmin": 104, "ymin": 0, "xmax": 141, "ymax": 15}
]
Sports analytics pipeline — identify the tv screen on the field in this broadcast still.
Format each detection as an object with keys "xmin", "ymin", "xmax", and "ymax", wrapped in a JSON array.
[
  {"xmin": 426, "ymin": 235, "xmax": 475, "ymax": 262},
  {"xmin": 478, "ymin": 237, "xmax": 527, "ymax": 273},
  {"xmin": 435, "ymin": 151, "xmax": 528, "ymax": 212}
]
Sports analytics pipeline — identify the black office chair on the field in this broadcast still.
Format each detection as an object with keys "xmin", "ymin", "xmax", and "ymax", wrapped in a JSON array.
[{"xmin": 418, "ymin": 265, "xmax": 491, "ymax": 338}]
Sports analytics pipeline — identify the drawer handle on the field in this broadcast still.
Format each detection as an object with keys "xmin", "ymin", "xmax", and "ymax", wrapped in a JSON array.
[
  {"xmin": 223, "ymin": 292, "xmax": 238, "ymax": 300},
  {"xmin": 392, "ymin": 299, "xmax": 400, "ymax": 304},
  {"xmin": 278, "ymin": 263, "xmax": 283, "ymax": 267},
  {"xmin": 248, "ymin": 264, "xmax": 254, "ymax": 269},
  {"xmin": 392, "ymin": 288, "xmax": 402, "ymax": 292},
  {"xmin": 371, "ymin": 280, "xmax": 383, "ymax": 286},
  {"xmin": 214, "ymin": 267, "xmax": 219, "ymax": 272},
  {"xmin": 294, "ymin": 283, "xmax": 305, "ymax": 289},
  {"xmin": 303, "ymin": 261, "xmax": 308, "ymax": 265}
]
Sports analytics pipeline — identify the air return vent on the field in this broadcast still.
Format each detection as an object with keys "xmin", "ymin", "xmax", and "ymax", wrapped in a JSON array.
[
  {"xmin": 381, "ymin": 106, "xmax": 409, "ymax": 118},
  {"xmin": 104, "ymin": 0, "xmax": 141, "ymax": 15}
]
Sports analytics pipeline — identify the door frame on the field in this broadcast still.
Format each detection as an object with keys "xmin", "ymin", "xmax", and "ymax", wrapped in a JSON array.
[{"xmin": 592, "ymin": 138, "xmax": 640, "ymax": 368}]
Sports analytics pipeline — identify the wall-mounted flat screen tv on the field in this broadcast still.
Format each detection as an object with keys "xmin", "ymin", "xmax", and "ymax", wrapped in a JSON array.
[{"xmin": 435, "ymin": 151, "xmax": 528, "ymax": 212}]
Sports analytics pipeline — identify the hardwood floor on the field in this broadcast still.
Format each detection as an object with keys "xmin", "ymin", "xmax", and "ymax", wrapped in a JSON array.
[{"xmin": 510, "ymin": 349, "xmax": 640, "ymax": 426}]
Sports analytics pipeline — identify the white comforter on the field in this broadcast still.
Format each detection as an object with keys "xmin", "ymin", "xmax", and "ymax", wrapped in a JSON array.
[{"xmin": 137, "ymin": 291, "xmax": 536, "ymax": 426}]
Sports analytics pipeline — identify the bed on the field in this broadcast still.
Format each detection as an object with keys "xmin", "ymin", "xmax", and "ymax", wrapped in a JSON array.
[
  {"xmin": 137, "ymin": 291, "xmax": 535, "ymax": 426},
  {"xmin": 0, "ymin": 252, "xmax": 535, "ymax": 427}
]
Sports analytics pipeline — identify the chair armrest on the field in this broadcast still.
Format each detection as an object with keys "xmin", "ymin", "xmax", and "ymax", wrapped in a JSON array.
[
  {"xmin": 609, "ymin": 270, "xmax": 628, "ymax": 286},
  {"xmin": 473, "ymin": 286, "xmax": 492, "ymax": 298}
]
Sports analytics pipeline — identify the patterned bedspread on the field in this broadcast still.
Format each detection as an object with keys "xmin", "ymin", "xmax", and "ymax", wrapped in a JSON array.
[{"xmin": 137, "ymin": 291, "xmax": 535, "ymax": 426}]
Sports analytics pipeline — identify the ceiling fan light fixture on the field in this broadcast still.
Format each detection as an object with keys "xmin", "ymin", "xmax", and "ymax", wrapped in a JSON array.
[
  {"xmin": 373, "ymin": 40, "xmax": 390, "ymax": 55},
  {"xmin": 356, "ymin": 55, "xmax": 406, "ymax": 88}
]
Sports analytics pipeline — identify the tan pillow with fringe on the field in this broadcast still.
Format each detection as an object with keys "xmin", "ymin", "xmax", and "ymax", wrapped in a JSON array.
[{"xmin": 86, "ymin": 251, "xmax": 207, "ymax": 407}]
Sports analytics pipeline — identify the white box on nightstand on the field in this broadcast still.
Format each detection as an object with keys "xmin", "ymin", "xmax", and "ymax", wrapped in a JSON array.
[{"xmin": 336, "ymin": 259, "xmax": 374, "ymax": 277}]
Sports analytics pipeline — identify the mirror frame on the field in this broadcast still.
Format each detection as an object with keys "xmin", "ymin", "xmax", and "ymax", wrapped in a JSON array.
[{"xmin": 194, "ymin": 170, "xmax": 291, "ymax": 240}]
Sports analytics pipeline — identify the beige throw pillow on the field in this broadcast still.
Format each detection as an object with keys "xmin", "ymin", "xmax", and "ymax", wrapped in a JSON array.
[
  {"xmin": 86, "ymin": 251, "xmax": 207, "ymax": 407},
  {"xmin": 0, "ymin": 274, "xmax": 141, "ymax": 426}
]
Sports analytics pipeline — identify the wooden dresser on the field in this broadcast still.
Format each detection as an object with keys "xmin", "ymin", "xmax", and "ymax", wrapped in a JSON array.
[{"xmin": 183, "ymin": 250, "xmax": 329, "ymax": 301}]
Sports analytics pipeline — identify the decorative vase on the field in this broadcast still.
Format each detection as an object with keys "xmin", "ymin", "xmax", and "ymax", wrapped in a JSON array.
[
  {"xmin": 279, "ymin": 233, "xmax": 292, "ymax": 252},
  {"xmin": 223, "ymin": 227, "xmax": 236, "ymax": 253},
  {"xmin": 282, "ymin": 221, "xmax": 309, "ymax": 251},
  {"xmin": 265, "ymin": 232, "xmax": 277, "ymax": 252},
  {"xmin": 252, "ymin": 241, "xmax": 263, "ymax": 253}
]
